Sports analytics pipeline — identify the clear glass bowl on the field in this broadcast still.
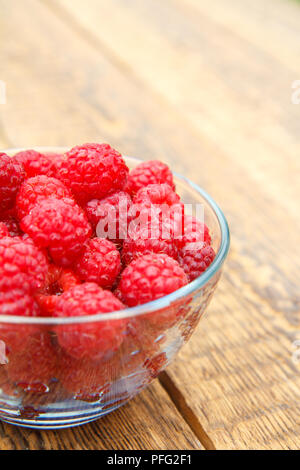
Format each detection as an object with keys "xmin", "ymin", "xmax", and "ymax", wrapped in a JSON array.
[{"xmin": 0, "ymin": 148, "xmax": 230, "ymax": 429}]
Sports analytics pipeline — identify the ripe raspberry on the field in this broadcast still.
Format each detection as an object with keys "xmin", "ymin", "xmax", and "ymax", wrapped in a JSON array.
[
  {"xmin": 86, "ymin": 191, "xmax": 132, "ymax": 245},
  {"xmin": 179, "ymin": 215, "xmax": 212, "ymax": 247},
  {"xmin": 16, "ymin": 176, "xmax": 74, "ymax": 220},
  {"xmin": 178, "ymin": 241, "xmax": 216, "ymax": 281},
  {"xmin": 35, "ymin": 265, "xmax": 80, "ymax": 315},
  {"xmin": 0, "ymin": 292, "xmax": 40, "ymax": 354},
  {"xmin": 58, "ymin": 143, "xmax": 129, "ymax": 203},
  {"xmin": 14, "ymin": 150, "xmax": 56, "ymax": 178},
  {"xmin": 119, "ymin": 254, "xmax": 188, "ymax": 307},
  {"xmin": 53, "ymin": 283, "xmax": 126, "ymax": 360},
  {"xmin": 74, "ymin": 238, "xmax": 121, "ymax": 289},
  {"xmin": 133, "ymin": 183, "xmax": 181, "ymax": 207},
  {"xmin": 0, "ymin": 290, "xmax": 40, "ymax": 316},
  {"xmin": 0, "ymin": 237, "xmax": 48, "ymax": 296},
  {"xmin": 7, "ymin": 331, "xmax": 58, "ymax": 391},
  {"xmin": 126, "ymin": 160, "xmax": 175, "ymax": 196},
  {"xmin": 0, "ymin": 153, "xmax": 25, "ymax": 212},
  {"xmin": 21, "ymin": 198, "xmax": 92, "ymax": 266},
  {"xmin": 122, "ymin": 221, "xmax": 178, "ymax": 265},
  {"xmin": 58, "ymin": 353, "xmax": 111, "ymax": 401},
  {"xmin": 0, "ymin": 223, "xmax": 9, "ymax": 238}
]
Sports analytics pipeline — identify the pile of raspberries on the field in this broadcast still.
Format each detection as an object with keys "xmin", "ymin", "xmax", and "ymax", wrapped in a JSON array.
[{"xmin": 0, "ymin": 143, "xmax": 215, "ymax": 399}]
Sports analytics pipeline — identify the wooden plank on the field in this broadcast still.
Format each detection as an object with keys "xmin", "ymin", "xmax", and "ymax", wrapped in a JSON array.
[
  {"xmin": 0, "ymin": 0, "xmax": 299, "ymax": 449},
  {"xmin": 50, "ymin": 0, "xmax": 300, "ymax": 221},
  {"xmin": 0, "ymin": 382, "xmax": 202, "ymax": 450}
]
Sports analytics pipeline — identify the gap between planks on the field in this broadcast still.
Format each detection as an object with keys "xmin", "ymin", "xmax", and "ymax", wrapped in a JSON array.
[{"xmin": 159, "ymin": 372, "xmax": 216, "ymax": 450}]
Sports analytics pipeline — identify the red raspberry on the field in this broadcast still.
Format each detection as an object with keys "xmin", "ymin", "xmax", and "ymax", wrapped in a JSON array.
[
  {"xmin": 0, "ymin": 237, "xmax": 48, "ymax": 296},
  {"xmin": 133, "ymin": 183, "xmax": 181, "ymax": 207},
  {"xmin": 126, "ymin": 160, "xmax": 175, "ymax": 196},
  {"xmin": 35, "ymin": 265, "xmax": 80, "ymax": 315},
  {"xmin": 122, "ymin": 221, "xmax": 178, "ymax": 265},
  {"xmin": 0, "ymin": 153, "xmax": 25, "ymax": 212},
  {"xmin": 53, "ymin": 283, "xmax": 126, "ymax": 360},
  {"xmin": 119, "ymin": 253, "xmax": 188, "ymax": 307},
  {"xmin": 21, "ymin": 198, "xmax": 92, "ymax": 266},
  {"xmin": 16, "ymin": 176, "xmax": 74, "ymax": 220},
  {"xmin": 74, "ymin": 238, "xmax": 121, "ymax": 289},
  {"xmin": 86, "ymin": 191, "xmax": 132, "ymax": 245},
  {"xmin": 7, "ymin": 331, "xmax": 58, "ymax": 392},
  {"xmin": 178, "ymin": 241, "xmax": 216, "ymax": 281},
  {"xmin": 0, "ymin": 223, "xmax": 9, "ymax": 238},
  {"xmin": 0, "ymin": 292, "xmax": 40, "ymax": 355},
  {"xmin": 58, "ymin": 353, "xmax": 111, "ymax": 401},
  {"xmin": 14, "ymin": 150, "xmax": 56, "ymax": 178},
  {"xmin": 0, "ymin": 290, "xmax": 40, "ymax": 316},
  {"xmin": 58, "ymin": 143, "xmax": 129, "ymax": 203},
  {"xmin": 179, "ymin": 215, "xmax": 212, "ymax": 247}
]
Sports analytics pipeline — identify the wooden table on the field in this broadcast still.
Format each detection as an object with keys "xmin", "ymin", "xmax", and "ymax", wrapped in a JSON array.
[{"xmin": 0, "ymin": 0, "xmax": 299, "ymax": 450}]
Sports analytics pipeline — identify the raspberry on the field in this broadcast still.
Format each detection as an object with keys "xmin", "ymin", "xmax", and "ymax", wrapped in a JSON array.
[
  {"xmin": 7, "ymin": 331, "xmax": 58, "ymax": 392},
  {"xmin": 133, "ymin": 183, "xmax": 181, "ymax": 207},
  {"xmin": 0, "ymin": 292, "xmax": 40, "ymax": 355},
  {"xmin": 0, "ymin": 237, "xmax": 48, "ymax": 296},
  {"xmin": 178, "ymin": 241, "xmax": 215, "ymax": 281},
  {"xmin": 122, "ymin": 221, "xmax": 178, "ymax": 265},
  {"xmin": 35, "ymin": 265, "xmax": 80, "ymax": 315},
  {"xmin": 0, "ymin": 223, "xmax": 9, "ymax": 238},
  {"xmin": 16, "ymin": 176, "xmax": 74, "ymax": 220},
  {"xmin": 14, "ymin": 150, "xmax": 56, "ymax": 178},
  {"xmin": 58, "ymin": 143, "xmax": 129, "ymax": 203},
  {"xmin": 74, "ymin": 238, "xmax": 121, "ymax": 289},
  {"xmin": 53, "ymin": 283, "xmax": 126, "ymax": 360},
  {"xmin": 58, "ymin": 353, "xmax": 111, "ymax": 401},
  {"xmin": 126, "ymin": 160, "xmax": 175, "ymax": 196},
  {"xmin": 86, "ymin": 191, "xmax": 132, "ymax": 245},
  {"xmin": 119, "ymin": 254, "xmax": 188, "ymax": 307},
  {"xmin": 179, "ymin": 215, "xmax": 212, "ymax": 247},
  {"xmin": 0, "ymin": 153, "xmax": 25, "ymax": 212},
  {"xmin": 21, "ymin": 198, "xmax": 92, "ymax": 266}
]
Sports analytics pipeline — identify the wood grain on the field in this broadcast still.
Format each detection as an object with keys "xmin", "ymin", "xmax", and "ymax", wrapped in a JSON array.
[{"xmin": 0, "ymin": 0, "xmax": 299, "ymax": 450}]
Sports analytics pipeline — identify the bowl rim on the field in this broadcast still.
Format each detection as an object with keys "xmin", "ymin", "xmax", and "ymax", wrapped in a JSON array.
[{"xmin": 0, "ymin": 147, "xmax": 230, "ymax": 325}]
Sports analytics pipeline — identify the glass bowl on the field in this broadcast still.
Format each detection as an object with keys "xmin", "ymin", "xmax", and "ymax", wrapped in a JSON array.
[{"xmin": 0, "ymin": 147, "xmax": 230, "ymax": 429}]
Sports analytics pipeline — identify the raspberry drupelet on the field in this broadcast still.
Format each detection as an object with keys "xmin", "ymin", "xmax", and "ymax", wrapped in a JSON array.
[
  {"xmin": 57, "ymin": 143, "xmax": 129, "ymax": 204},
  {"xmin": 119, "ymin": 253, "xmax": 188, "ymax": 307},
  {"xmin": 53, "ymin": 283, "xmax": 127, "ymax": 360},
  {"xmin": 126, "ymin": 160, "xmax": 175, "ymax": 197}
]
